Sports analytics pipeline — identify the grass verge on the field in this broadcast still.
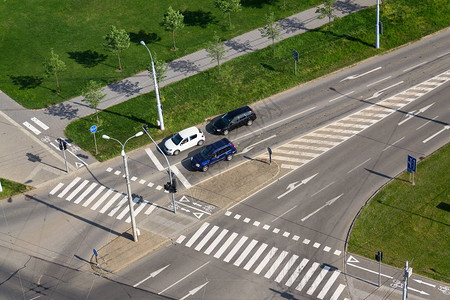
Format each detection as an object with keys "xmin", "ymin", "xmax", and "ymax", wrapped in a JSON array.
[
  {"xmin": 65, "ymin": 0, "xmax": 450, "ymax": 161},
  {"xmin": 348, "ymin": 144, "xmax": 450, "ymax": 283},
  {"xmin": 0, "ymin": 179, "xmax": 32, "ymax": 200}
]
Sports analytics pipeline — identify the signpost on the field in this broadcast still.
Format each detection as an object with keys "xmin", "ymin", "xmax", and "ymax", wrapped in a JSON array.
[
  {"xmin": 93, "ymin": 248, "xmax": 98, "ymax": 265},
  {"xmin": 267, "ymin": 147, "xmax": 272, "ymax": 165},
  {"xmin": 292, "ymin": 49, "xmax": 299, "ymax": 75},
  {"xmin": 407, "ymin": 155, "xmax": 417, "ymax": 185},
  {"xmin": 57, "ymin": 138, "xmax": 69, "ymax": 173},
  {"xmin": 376, "ymin": 251, "xmax": 383, "ymax": 287},
  {"xmin": 90, "ymin": 125, "xmax": 98, "ymax": 155}
]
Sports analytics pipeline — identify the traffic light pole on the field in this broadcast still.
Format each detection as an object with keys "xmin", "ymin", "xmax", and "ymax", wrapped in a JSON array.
[{"xmin": 58, "ymin": 138, "xmax": 69, "ymax": 173}]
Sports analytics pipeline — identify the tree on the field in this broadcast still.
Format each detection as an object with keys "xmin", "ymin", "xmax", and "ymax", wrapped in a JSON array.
[
  {"xmin": 205, "ymin": 32, "xmax": 226, "ymax": 75},
  {"xmin": 103, "ymin": 25, "xmax": 130, "ymax": 71},
  {"xmin": 43, "ymin": 49, "xmax": 66, "ymax": 93},
  {"xmin": 215, "ymin": 0, "xmax": 241, "ymax": 29},
  {"xmin": 315, "ymin": 0, "xmax": 337, "ymax": 28},
  {"xmin": 163, "ymin": 6, "xmax": 185, "ymax": 51},
  {"xmin": 259, "ymin": 12, "xmax": 281, "ymax": 55},
  {"xmin": 82, "ymin": 80, "xmax": 106, "ymax": 124}
]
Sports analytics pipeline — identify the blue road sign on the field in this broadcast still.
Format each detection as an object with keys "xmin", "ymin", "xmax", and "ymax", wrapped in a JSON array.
[
  {"xmin": 93, "ymin": 249, "xmax": 98, "ymax": 257},
  {"xmin": 90, "ymin": 125, "xmax": 98, "ymax": 133},
  {"xmin": 407, "ymin": 155, "xmax": 417, "ymax": 173},
  {"xmin": 292, "ymin": 49, "xmax": 299, "ymax": 62}
]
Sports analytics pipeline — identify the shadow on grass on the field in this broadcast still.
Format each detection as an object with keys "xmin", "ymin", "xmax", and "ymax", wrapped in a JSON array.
[
  {"xmin": 182, "ymin": 9, "xmax": 216, "ymax": 28},
  {"xmin": 67, "ymin": 50, "xmax": 107, "ymax": 68},
  {"xmin": 311, "ymin": 27, "xmax": 373, "ymax": 48},
  {"xmin": 129, "ymin": 30, "xmax": 161, "ymax": 45},
  {"xmin": 9, "ymin": 75, "xmax": 43, "ymax": 90},
  {"xmin": 241, "ymin": 0, "xmax": 276, "ymax": 9}
]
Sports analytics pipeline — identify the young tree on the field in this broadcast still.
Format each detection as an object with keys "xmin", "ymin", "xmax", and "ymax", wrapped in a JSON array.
[
  {"xmin": 259, "ymin": 12, "xmax": 281, "ymax": 55},
  {"xmin": 163, "ymin": 6, "xmax": 185, "ymax": 51},
  {"xmin": 82, "ymin": 80, "xmax": 106, "ymax": 124},
  {"xmin": 103, "ymin": 25, "xmax": 130, "ymax": 71},
  {"xmin": 315, "ymin": 0, "xmax": 337, "ymax": 28},
  {"xmin": 215, "ymin": 0, "xmax": 242, "ymax": 29},
  {"xmin": 43, "ymin": 49, "xmax": 66, "ymax": 93},
  {"xmin": 205, "ymin": 32, "xmax": 226, "ymax": 75}
]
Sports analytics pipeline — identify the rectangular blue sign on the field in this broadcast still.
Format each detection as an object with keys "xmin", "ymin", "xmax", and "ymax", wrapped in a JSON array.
[{"xmin": 407, "ymin": 155, "xmax": 417, "ymax": 173}]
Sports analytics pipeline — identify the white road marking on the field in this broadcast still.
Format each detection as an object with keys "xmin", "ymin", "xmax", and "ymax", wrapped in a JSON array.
[
  {"xmin": 176, "ymin": 201, "xmax": 211, "ymax": 215},
  {"xmin": 317, "ymin": 270, "xmax": 341, "ymax": 299},
  {"xmin": 285, "ymin": 258, "xmax": 309, "ymax": 287},
  {"xmin": 179, "ymin": 282, "xmax": 209, "ymax": 300},
  {"xmin": 329, "ymin": 91, "xmax": 354, "ymax": 102},
  {"xmin": 223, "ymin": 236, "xmax": 248, "ymax": 263},
  {"xmin": 49, "ymin": 183, "xmax": 64, "ymax": 195},
  {"xmin": 275, "ymin": 254, "xmax": 298, "ymax": 283},
  {"xmin": 382, "ymin": 137, "xmax": 404, "ymax": 151},
  {"xmin": 116, "ymin": 201, "xmax": 136, "ymax": 220},
  {"xmin": 99, "ymin": 193, "xmax": 122, "ymax": 213},
  {"xmin": 171, "ymin": 165, "xmax": 191, "ymax": 189},
  {"xmin": 301, "ymin": 194, "xmax": 343, "ymax": 222},
  {"xmin": 145, "ymin": 148, "xmax": 164, "ymax": 171},
  {"xmin": 83, "ymin": 186, "xmax": 105, "ymax": 207},
  {"xmin": 366, "ymin": 76, "xmax": 391, "ymax": 87},
  {"xmin": 347, "ymin": 262, "xmax": 393, "ymax": 278},
  {"xmin": 74, "ymin": 182, "xmax": 98, "ymax": 204},
  {"xmin": 195, "ymin": 226, "xmax": 219, "ymax": 252},
  {"xmin": 158, "ymin": 261, "xmax": 210, "ymax": 295},
  {"xmin": 30, "ymin": 117, "xmax": 49, "ymax": 130},
  {"xmin": 66, "ymin": 179, "xmax": 89, "ymax": 201},
  {"xmin": 91, "ymin": 188, "xmax": 113, "ymax": 210},
  {"xmin": 244, "ymin": 243, "xmax": 268, "ymax": 271},
  {"xmin": 292, "ymin": 235, "xmax": 300, "ymax": 241},
  {"xmin": 416, "ymin": 115, "xmax": 438, "ymax": 130},
  {"xmin": 347, "ymin": 158, "xmax": 371, "ymax": 174},
  {"xmin": 57, "ymin": 177, "xmax": 81, "ymax": 198},
  {"xmin": 176, "ymin": 235, "xmax": 186, "ymax": 244},
  {"xmin": 334, "ymin": 250, "xmax": 342, "ymax": 256},
  {"xmin": 185, "ymin": 222, "xmax": 210, "ymax": 248},
  {"xmin": 133, "ymin": 264, "xmax": 170, "ymax": 287},
  {"xmin": 144, "ymin": 203, "xmax": 157, "ymax": 215},
  {"xmin": 214, "ymin": 232, "xmax": 238, "ymax": 259},
  {"xmin": 126, "ymin": 202, "xmax": 147, "ymax": 223},
  {"xmin": 204, "ymin": 229, "xmax": 229, "ymax": 255},
  {"xmin": 107, "ymin": 196, "xmax": 128, "ymax": 216},
  {"xmin": 340, "ymin": 66, "xmax": 382, "ymax": 82},
  {"xmin": 296, "ymin": 262, "xmax": 319, "ymax": 291},
  {"xmin": 311, "ymin": 181, "xmax": 334, "ymax": 197},
  {"xmin": 403, "ymin": 61, "xmax": 428, "ymax": 72},
  {"xmin": 307, "ymin": 265, "xmax": 330, "ymax": 295},
  {"xmin": 254, "ymin": 247, "xmax": 278, "ymax": 275},
  {"xmin": 234, "ymin": 239, "xmax": 258, "ymax": 267},
  {"xmin": 23, "ymin": 121, "xmax": 41, "ymax": 135},
  {"xmin": 367, "ymin": 81, "xmax": 404, "ymax": 100},
  {"xmin": 423, "ymin": 125, "xmax": 449, "ymax": 143},
  {"xmin": 330, "ymin": 284, "xmax": 346, "ymax": 300},
  {"xmin": 264, "ymin": 251, "xmax": 288, "ymax": 279}
]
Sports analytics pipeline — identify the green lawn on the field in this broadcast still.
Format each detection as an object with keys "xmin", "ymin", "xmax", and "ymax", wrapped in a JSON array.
[
  {"xmin": 348, "ymin": 144, "xmax": 450, "ymax": 283},
  {"xmin": 65, "ymin": 0, "xmax": 450, "ymax": 161},
  {"xmin": 0, "ymin": 0, "xmax": 322, "ymax": 109},
  {"xmin": 0, "ymin": 179, "xmax": 32, "ymax": 200}
]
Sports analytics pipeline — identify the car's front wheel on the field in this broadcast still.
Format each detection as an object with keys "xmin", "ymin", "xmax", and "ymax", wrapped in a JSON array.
[
  {"xmin": 226, "ymin": 154, "xmax": 233, "ymax": 161},
  {"xmin": 223, "ymin": 129, "xmax": 229, "ymax": 135},
  {"xmin": 246, "ymin": 119, "xmax": 253, "ymax": 126},
  {"xmin": 197, "ymin": 140, "xmax": 204, "ymax": 146},
  {"xmin": 202, "ymin": 165, "xmax": 209, "ymax": 172},
  {"xmin": 173, "ymin": 150, "xmax": 180, "ymax": 156}
]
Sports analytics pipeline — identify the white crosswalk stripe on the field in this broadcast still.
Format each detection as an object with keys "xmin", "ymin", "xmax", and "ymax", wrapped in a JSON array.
[
  {"xmin": 296, "ymin": 262, "xmax": 320, "ymax": 291},
  {"xmin": 58, "ymin": 177, "xmax": 81, "ymax": 198},
  {"xmin": 264, "ymin": 250, "xmax": 288, "ymax": 279}
]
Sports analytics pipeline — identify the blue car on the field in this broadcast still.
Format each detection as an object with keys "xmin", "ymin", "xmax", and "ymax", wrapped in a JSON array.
[{"xmin": 191, "ymin": 138, "xmax": 237, "ymax": 172}]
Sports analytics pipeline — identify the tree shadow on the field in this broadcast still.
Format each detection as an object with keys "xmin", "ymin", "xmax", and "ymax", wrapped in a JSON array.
[
  {"xmin": 241, "ymin": 0, "xmax": 277, "ymax": 8},
  {"xmin": 44, "ymin": 103, "xmax": 80, "ymax": 120},
  {"xmin": 278, "ymin": 17, "xmax": 307, "ymax": 34},
  {"xmin": 9, "ymin": 75, "xmax": 43, "ymax": 90},
  {"xmin": 167, "ymin": 60, "xmax": 201, "ymax": 74},
  {"xmin": 109, "ymin": 79, "xmax": 143, "ymax": 97},
  {"xmin": 334, "ymin": 0, "xmax": 367, "ymax": 14},
  {"xmin": 101, "ymin": 108, "xmax": 148, "ymax": 127},
  {"xmin": 67, "ymin": 50, "xmax": 107, "ymax": 68},
  {"xmin": 129, "ymin": 30, "xmax": 161, "ymax": 45},
  {"xmin": 224, "ymin": 39, "xmax": 253, "ymax": 53},
  {"xmin": 261, "ymin": 63, "xmax": 275, "ymax": 71},
  {"xmin": 182, "ymin": 9, "xmax": 216, "ymax": 28}
]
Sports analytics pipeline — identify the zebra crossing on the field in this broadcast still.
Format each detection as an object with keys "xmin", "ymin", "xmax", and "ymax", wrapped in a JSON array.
[
  {"xmin": 258, "ymin": 70, "xmax": 450, "ymax": 170},
  {"xmin": 49, "ymin": 176, "xmax": 162, "ymax": 223},
  {"xmin": 23, "ymin": 116, "xmax": 49, "ymax": 135},
  {"xmin": 176, "ymin": 222, "xmax": 348, "ymax": 299}
]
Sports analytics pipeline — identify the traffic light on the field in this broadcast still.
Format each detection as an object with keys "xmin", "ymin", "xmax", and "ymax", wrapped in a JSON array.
[
  {"xmin": 375, "ymin": 251, "xmax": 383, "ymax": 262},
  {"xmin": 164, "ymin": 182, "xmax": 171, "ymax": 192},
  {"xmin": 57, "ymin": 138, "xmax": 67, "ymax": 150},
  {"xmin": 163, "ymin": 180, "xmax": 177, "ymax": 193},
  {"xmin": 170, "ymin": 179, "xmax": 177, "ymax": 193}
]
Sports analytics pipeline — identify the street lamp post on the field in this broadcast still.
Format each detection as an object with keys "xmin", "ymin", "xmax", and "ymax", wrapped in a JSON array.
[
  {"xmin": 140, "ymin": 41, "xmax": 165, "ymax": 131},
  {"xmin": 142, "ymin": 125, "xmax": 176, "ymax": 213},
  {"xmin": 102, "ymin": 131, "xmax": 143, "ymax": 242}
]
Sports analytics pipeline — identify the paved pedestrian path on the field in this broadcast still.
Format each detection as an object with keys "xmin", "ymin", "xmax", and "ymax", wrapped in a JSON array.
[{"xmin": 0, "ymin": 0, "xmax": 373, "ymax": 185}]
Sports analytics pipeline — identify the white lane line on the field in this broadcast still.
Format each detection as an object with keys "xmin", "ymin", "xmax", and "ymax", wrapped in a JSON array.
[
  {"xmin": 285, "ymin": 258, "xmax": 309, "ymax": 287},
  {"xmin": 204, "ymin": 229, "xmax": 229, "ymax": 255},
  {"xmin": 366, "ymin": 76, "xmax": 391, "ymax": 87},
  {"xmin": 158, "ymin": 261, "xmax": 210, "ymax": 295},
  {"xmin": 57, "ymin": 177, "xmax": 81, "ymax": 198},
  {"xmin": 145, "ymin": 148, "xmax": 164, "ymax": 171},
  {"xmin": 107, "ymin": 196, "xmax": 128, "ymax": 216},
  {"xmin": 74, "ymin": 182, "xmax": 98, "ymax": 204},
  {"xmin": 126, "ymin": 202, "xmax": 147, "ymax": 223},
  {"xmin": 171, "ymin": 165, "xmax": 191, "ymax": 189},
  {"xmin": 243, "ymin": 243, "xmax": 268, "ymax": 271},
  {"xmin": 264, "ymin": 251, "xmax": 288, "ymax": 279},
  {"xmin": 347, "ymin": 158, "xmax": 371, "ymax": 174},
  {"xmin": 423, "ymin": 125, "xmax": 449, "ymax": 143},
  {"xmin": 185, "ymin": 222, "xmax": 210, "ymax": 248},
  {"xmin": 49, "ymin": 183, "xmax": 64, "ymax": 195},
  {"xmin": 382, "ymin": 136, "xmax": 405, "ymax": 151},
  {"xmin": 133, "ymin": 265, "xmax": 170, "ymax": 288},
  {"xmin": 83, "ymin": 186, "xmax": 105, "ymax": 207},
  {"xmin": 296, "ymin": 262, "xmax": 320, "ymax": 291},
  {"xmin": 416, "ymin": 116, "xmax": 438, "ymax": 130},
  {"xmin": 236, "ymin": 106, "xmax": 317, "ymax": 141},
  {"xmin": 254, "ymin": 247, "xmax": 278, "ymax": 275},
  {"xmin": 272, "ymin": 205, "xmax": 297, "ymax": 222},
  {"xmin": 330, "ymin": 284, "xmax": 346, "ymax": 300},
  {"xmin": 311, "ymin": 181, "xmax": 334, "ymax": 197},
  {"xmin": 144, "ymin": 203, "xmax": 157, "ymax": 215},
  {"xmin": 275, "ymin": 254, "xmax": 298, "ymax": 283},
  {"xmin": 340, "ymin": 66, "xmax": 382, "ymax": 82},
  {"xmin": 234, "ymin": 239, "xmax": 258, "ymax": 267},
  {"xmin": 195, "ymin": 226, "xmax": 219, "ymax": 252},
  {"xmin": 30, "ymin": 117, "xmax": 49, "ymax": 130},
  {"xmin": 347, "ymin": 262, "xmax": 393, "ymax": 279},
  {"xmin": 307, "ymin": 266, "xmax": 330, "ymax": 295},
  {"xmin": 317, "ymin": 270, "xmax": 341, "ymax": 299},
  {"xmin": 66, "ymin": 179, "xmax": 89, "ymax": 201},
  {"xmin": 91, "ymin": 188, "xmax": 114, "ymax": 210},
  {"xmin": 329, "ymin": 91, "xmax": 354, "ymax": 102},
  {"xmin": 23, "ymin": 121, "xmax": 41, "ymax": 135},
  {"xmin": 403, "ymin": 61, "xmax": 428, "ymax": 72},
  {"xmin": 223, "ymin": 236, "xmax": 248, "ymax": 263},
  {"xmin": 214, "ymin": 232, "xmax": 238, "ymax": 259},
  {"xmin": 99, "ymin": 192, "xmax": 122, "ymax": 213}
]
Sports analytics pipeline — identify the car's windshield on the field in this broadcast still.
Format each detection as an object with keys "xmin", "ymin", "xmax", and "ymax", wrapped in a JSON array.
[
  {"xmin": 171, "ymin": 133, "xmax": 183, "ymax": 145},
  {"xmin": 200, "ymin": 146, "xmax": 213, "ymax": 159},
  {"xmin": 221, "ymin": 113, "xmax": 231, "ymax": 123}
]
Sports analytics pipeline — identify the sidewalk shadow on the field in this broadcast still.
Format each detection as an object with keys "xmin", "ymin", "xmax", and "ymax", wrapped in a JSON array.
[
  {"xmin": 278, "ymin": 17, "xmax": 307, "ymax": 34},
  {"xmin": 109, "ymin": 79, "xmax": 143, "ymax": 97},
  {"xmin": 225, "ymin": 39, "xmax": 253, "ymax": 53},
  {"xmin": 334, "ymin": 0, "xmax": 367, "ymax": 14},
  {"xmin": 167, "ymin": 60, "xmax": 200, "ymax": 74},
  {"xmin": 44, "ymin": 103, "xmax": 79, "ymax": 120}
]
